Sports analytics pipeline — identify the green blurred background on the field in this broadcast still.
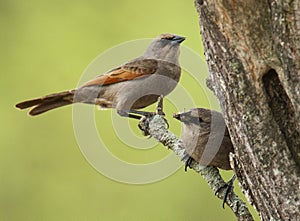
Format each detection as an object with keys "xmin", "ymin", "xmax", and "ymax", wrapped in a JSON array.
[{"xmin": 0, "ymin": 0, "xmax": 258, "ymax": 220}]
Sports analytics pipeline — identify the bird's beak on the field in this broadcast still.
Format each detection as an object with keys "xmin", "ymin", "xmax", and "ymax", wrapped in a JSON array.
[
  {"xmin": 173, "ymin": 35, "xmax": 186, "ymax": 43},
  {"xmin": 173, "ymin": 113, "xmax": 181, "ymax": 120}
]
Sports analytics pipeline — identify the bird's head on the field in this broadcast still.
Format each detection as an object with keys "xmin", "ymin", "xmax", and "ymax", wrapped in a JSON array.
[
  {"xmin": 173, "ymin": 108, "xmax": 214, "ymax": 127},
  {"xmin": 144, "ymin": 33, "xmax": 185, "ymax": 64}
]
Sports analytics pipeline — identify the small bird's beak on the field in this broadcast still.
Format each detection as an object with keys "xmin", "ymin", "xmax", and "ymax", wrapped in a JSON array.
[
  {"xmin": 173, "ymin": 35, "xmax": 186, "ymax": 43},
  {"xmin": 173, "ymin": 113, "xmax": 181, "ymax": 120}
]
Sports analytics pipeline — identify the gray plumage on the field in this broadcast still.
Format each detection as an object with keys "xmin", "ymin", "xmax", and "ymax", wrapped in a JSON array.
[{"xmin": 16, "ymin": 34, "xmax": 185, "ymax": 116}]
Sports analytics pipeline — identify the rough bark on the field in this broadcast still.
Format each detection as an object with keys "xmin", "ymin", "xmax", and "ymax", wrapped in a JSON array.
[{"xmin": 194, "ymin": 0, "xmax": 300, "ymax": 220}]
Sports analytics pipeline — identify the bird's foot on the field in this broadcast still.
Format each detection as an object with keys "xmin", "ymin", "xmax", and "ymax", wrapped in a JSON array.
[
  {"xmin": 138, "ymin": 115, "xmax": 152, "ymax": 136},
  {"xmin": 137, "ymin": 113, "xmax": 168, "ymax": 136},
  {"xmin": 215, "ymin": 175, "xmax": 236, "ymax": 208},
  {"xmin": 182, "ymin": 153, "xmax": 193, "ymax": 172},
  {"xmin": 136, "ymin": 95, "xmax": 168, "ymax": 136}
]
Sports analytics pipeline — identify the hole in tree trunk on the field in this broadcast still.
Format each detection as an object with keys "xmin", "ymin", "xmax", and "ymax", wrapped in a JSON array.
[{"xmin": 262, "ymin": 69, "xmax": 300, "ymax": 169}]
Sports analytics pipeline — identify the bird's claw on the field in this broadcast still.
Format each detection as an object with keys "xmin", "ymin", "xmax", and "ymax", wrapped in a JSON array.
[
  {"xmin": 182, "ymin": 153, "xmax": 193, "ymax": 172},
  {"xmin": 163, "ymin": 117, "xmax": 169, "ymax": 129},
  {"xmin": 215, "ymin": 175, "xmax": 236, "ymax": 208},
  {"xmin": 138, "ymin": 116, "xmax": 151, "ymax": 136}
]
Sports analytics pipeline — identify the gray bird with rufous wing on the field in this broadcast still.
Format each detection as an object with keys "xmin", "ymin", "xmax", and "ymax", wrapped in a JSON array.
[{"xmin": 16, "ymin": 34, "xmax": 185, "ymax": 117}]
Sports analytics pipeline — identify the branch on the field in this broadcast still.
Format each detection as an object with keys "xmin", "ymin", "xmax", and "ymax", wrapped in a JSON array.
[{"xmin": 138, "ymin": 108, "xmax": 254, "ymax": 221}]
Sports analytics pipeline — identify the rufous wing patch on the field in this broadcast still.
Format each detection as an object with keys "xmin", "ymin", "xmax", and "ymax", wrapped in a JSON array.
[{"xmin": 82, "ymin": 59, "xmax": 158, "ymax": 87}]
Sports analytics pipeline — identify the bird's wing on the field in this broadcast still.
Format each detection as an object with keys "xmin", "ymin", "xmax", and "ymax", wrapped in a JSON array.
[{"xmin": 82, "ymin": 59, "xmax": 158, "ymax": 87}]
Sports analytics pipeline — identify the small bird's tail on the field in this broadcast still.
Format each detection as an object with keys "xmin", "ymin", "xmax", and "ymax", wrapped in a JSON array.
[{"xmin": 16, "ymin": 90, "xmax": 75, "ymax": 116}]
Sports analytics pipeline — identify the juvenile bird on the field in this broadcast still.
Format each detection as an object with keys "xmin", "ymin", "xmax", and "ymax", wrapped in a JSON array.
[
  {"xmin": 173, "ymin": 108, "xmax": 234, "ymax": 170},
  {"xmin": 16, "ymin": 33, "xmax": 185, "ymax": 118}
]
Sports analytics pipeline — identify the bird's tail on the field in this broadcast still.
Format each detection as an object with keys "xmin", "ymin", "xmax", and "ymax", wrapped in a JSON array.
[{"xmin": 16, "ymin": 90, "xmax": 75, "ymax": 116}]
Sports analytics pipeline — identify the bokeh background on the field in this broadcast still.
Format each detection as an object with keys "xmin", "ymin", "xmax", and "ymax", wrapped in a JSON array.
[{"xmin": 1, "ymin": 0, "xmax": 258, "ymax": 220}]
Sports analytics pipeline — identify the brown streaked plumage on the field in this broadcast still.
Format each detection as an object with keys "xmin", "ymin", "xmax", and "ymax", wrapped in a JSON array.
[{"xmin": 16, "ymin": 33, "xmax": 185, "ymax": 116}]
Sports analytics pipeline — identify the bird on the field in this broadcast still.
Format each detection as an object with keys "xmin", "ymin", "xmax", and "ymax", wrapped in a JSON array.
[
  {"xmin": 174, "ymin": 108, "xmax": 235, "ymax": 208},
  {"xmin": 173, "ymin": 108, "xmax": 234, "ymax": 170},
  {"xmin": 16, "ymin": 33, "xmax": 185, "ymax": 118}
]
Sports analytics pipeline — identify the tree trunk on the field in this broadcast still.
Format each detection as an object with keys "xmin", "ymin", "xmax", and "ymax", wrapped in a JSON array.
[{"xmin": 194, "ymin": 0, "xmax": 300, "ymax": 220}]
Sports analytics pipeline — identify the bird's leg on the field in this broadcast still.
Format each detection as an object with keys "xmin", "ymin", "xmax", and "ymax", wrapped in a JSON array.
[
  {"xmin": 117, "ymin": 110, "xmax": 143, "ymax": 120},
  {"xmin": 118, "ymin": 95, "xmax": 166, "ymax": 120},
  {"xmin": 155, "ymin": 95, "xmax": 169, "ymax": 128},
  {"xmin": 118, "ymin": 109, "xmax": 155, "ymax": 119},
  {"xmin": 156, "ymin": 95, "xmax": 165, "ymax": 116},
  {"xmin": 215, "ymin": 174, "xmax": 236, "ymax": 208}
]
